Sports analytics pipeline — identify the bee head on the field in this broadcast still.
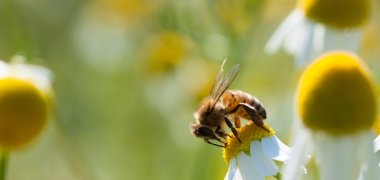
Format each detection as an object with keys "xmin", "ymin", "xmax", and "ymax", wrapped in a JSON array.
[{"xmin": 190, "ymin": 124, "xmax": 216, "ymax": 140}]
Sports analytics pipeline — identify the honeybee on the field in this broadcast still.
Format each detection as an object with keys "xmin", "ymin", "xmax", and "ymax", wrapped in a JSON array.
[{"xmin": 191, "ymin": 60, "xmax": 268, "ymax": 147}]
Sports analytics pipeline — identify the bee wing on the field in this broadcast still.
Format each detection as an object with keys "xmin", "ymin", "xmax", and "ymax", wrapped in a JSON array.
[
  {"xmin": 210, "ymin": 61, "xmax": 240, "ymax": 106},
  {"xmin": 209, "ymin": 60, "xmax": 226, "ymax": 99}
]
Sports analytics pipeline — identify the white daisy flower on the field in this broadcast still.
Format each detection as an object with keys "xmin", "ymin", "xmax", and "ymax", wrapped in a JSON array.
[
  {"xmin": 223, "ymin": 123, "xmax": 291, "ymax": 180},
  {"xmin": 283, "ymin": 51, "xmax": 380, "ymax": 180},
  {"xmin": 265, "ymin": 0, "xmax": 371, "ymax": 67},
  {"xmin": 0, "ymin": 55, "xmax": 53, "ymax": 151}
]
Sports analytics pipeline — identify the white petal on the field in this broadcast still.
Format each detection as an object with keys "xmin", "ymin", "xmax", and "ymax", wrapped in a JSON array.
[
  {"xmin": 225, "ymin": 158, "xmax": 238, "ymax": 180},
  {"xmin": 312, "ymin": 24, "xmax": 325, "ymax": 54},
  {"xmin": 359, "ymin": 133, "xmax": 380, "ymax": 180},
  {"xmin": 0, "ymin": 59, "xmax": 52, "ymax": 93},
  {"xmin": 261, "ymin": 136, "xmax": 291, "ymax": 162},
  {"xmin": 290, "ymin": 20, "xmax": 315, "ymax": 67},
  {"xmin": 0, "ymin": 61, "xmax": 11, "ymax": 78},
  {"xmin": 283, "ymin": 14, "xmax": 308, "ymax": 55},
  {"xmin": 313, "ymin": 132, "xmax": 369, "ymax": 180},
  {"xmin": 233, "ymin": 169, "xmax": 243, "ymax": 180},
  {"xmin": 237, "ymin": 152, "xmax": 264, "ymax": 180},
  {"xmin": 322, "ymin": 27, "xmax": 362, "ymax": 52},
  {"xmin": 10, "ymin": 61, "xmax": 53, "ymax": 92},
  {"xmin": 250, "ymin": 141, "xmax": 279, "ymax": 176},
  {"xmin": 282, "ymin": 127, "xmax": 311, "ymax": 180},
  {"xmin": 374, "ymin": 135, "xmax": 380, "ymax": 153},
  {"xmin": 265, "ymin": 9, "xmax": 304, "ymax": 54}
]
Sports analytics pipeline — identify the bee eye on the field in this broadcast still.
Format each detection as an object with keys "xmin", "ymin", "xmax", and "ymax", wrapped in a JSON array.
[{"xmin": 197, "ymin": 127, "xmax": 212, "ymax": 136}]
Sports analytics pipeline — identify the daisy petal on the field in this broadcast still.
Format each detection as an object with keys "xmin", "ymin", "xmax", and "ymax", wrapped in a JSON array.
[
  {"xmin": 282, "ymin": 128, "xmax": 311, "ymax": 180},
  {"xmin": 287, "ymin": 20, "xmax": 314, "ymax": 66},
  {"xmin": 314, "ymin": 132, "xmax": 366, "ymax": 180},
  {"xmin": 233, "ymin": 169, "xmax": 243, "ymax": 180},
  {"xmin": 265, "ymin": 10, "xmax": 304, "ymax": 54},
  {"xmin": 250, "ymin": 141, "xmax": 279, "ymax": 176},
  {"xmin": 312, "ymin": 24, "xmax": 325, "ymax": 54},
  {"xmin": 323, "ymin": 27, "xmax": 362, "ymax": 52},
  {"xmin": 10, "ymin": 60, "xmax": 53, "ymax": 92},
  {"xmin": 359, "ymin": 134, "xmax": 380, "ymax": 180},
  {"xmin": 374, "ymin": 135, "xmax": 380, "ymax": 153},
  {"xmin": 294, "ymin": 21, "xmax": 318, "ymax": 67},
  {"xmin": 261, "ymin": 136, "xmax": 291, "ymax": 162},
  {"xmin": 237, "ymin": 152, "xmax": 264, "ymax": 180},
  {"xmin": 225, "ymin": 158, "xmax": 238, "ymax": 180},
  {"xmin": 0, "ymin": 61, "xmax": 10, "ymax": 78}
]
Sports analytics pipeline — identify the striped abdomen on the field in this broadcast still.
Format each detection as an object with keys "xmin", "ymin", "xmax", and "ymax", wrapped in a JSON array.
[{"xmin": 221, "ymin": 90, "xmax": 266, "ymax": 119}]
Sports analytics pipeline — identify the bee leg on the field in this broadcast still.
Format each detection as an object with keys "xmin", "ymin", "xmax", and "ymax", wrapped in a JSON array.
[
  {"xmin": 234, "ymin": 116, "xmax": 241, "ymax": 128},
  {"xmin": 224, "ymin": 117, "xmax": 242, "ymax": 143},
  {"xmin": 204, "ymin": 139, "xmax": 225, "ymax": 148},
  {"xmin": 238, "ymin": 103, "xmax": 270, "ymax": 133},
  {"xmin": 215, "ymin": 126, "xmax": 232, "ymax": 139}
]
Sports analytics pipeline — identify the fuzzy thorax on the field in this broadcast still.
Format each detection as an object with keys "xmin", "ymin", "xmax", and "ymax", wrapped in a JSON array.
[{"xmin": 223, "ymin": 123, "xmax": 275, "ymax": 163}]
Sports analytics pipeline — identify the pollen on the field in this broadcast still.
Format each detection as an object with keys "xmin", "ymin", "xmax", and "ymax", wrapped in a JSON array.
[
  {"xmin": 0, "ymin": 78, "xmax": 49, "ymax": 150},
  {"xmin": 223, "ymin": 123, "xmax": 275, "ymax": 163},
  {"xmin": 296, "ymin": 51, "xmax": 377, "ymax": 136},
  {"xmin": 298, "ymin": 0, "xmax": 371, "ymax": 29}
]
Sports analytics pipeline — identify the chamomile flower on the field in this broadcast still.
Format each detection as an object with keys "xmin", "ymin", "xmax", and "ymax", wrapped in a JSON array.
[
  {"xmin": 283, "ymin": 51, "xmax": 380, "ymax": 180},
  {"xmin": 0, "ymin": 56, "xmax": 52, "ymax": 151},
  {"xmin": 223, "ymin": 123, "xmax": 291, "ymax": 180},
  {"xmin": 265, "ymin": 0, "xmax": 371, "ymax": 67}
]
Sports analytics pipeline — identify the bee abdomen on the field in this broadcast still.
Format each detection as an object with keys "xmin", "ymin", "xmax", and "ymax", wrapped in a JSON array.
[
  {"xmin": 249, "ymin": 96, "xmax": 267, "ymax": 119},
  {"xmin": 223, "ymin": 90, "xmax": 267, "ymax": 119}
]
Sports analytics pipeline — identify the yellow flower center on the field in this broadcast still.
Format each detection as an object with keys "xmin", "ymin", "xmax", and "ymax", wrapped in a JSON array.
[
  {"xmin": 298, "ymin": 0, "xmax": 371, "ymax": 29},
  {"xmin": 223, "ymin": 123, "xmax": 275, "ymax": 163},
  {"xmin": 0, "ymin": 78, "xmax": 49, "ymax": 151},
  {"xmin": 296, "ymin": 51, "xmax": 377, "ymax": 135}
]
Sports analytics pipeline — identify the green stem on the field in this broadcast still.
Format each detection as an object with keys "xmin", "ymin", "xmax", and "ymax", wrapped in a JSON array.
[{"xmin": 0, "ymin": 152, "xmax": 8, "ymax": 180}]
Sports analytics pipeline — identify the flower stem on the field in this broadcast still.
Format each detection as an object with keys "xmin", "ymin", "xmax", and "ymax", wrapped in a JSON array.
[{"xmin": 0, "ymin": 152, "xmax": 8, "ymax": 180}]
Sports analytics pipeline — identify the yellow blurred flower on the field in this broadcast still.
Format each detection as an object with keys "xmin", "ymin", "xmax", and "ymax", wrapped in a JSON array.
[
  {"xmin": 0, "ymin": 56, "xmax": 52, "ymax": 151},
  {"xmin": 266, "ymin": 0, "xmax": 371, "ymax": 67},
  {"xmin": 89, "ymin": 0, "xmax": 158, "ymax": 27},
  {"xmin": 283, "ymin": 51, "xmax": 380, "ymax": 180},
  {"xmin": 144, "ymin": 31, "xmax": 192, "ymax": 75},
  {"xmin": 212, "ymin": 0, "xmax": 263, "ymax": 35}
]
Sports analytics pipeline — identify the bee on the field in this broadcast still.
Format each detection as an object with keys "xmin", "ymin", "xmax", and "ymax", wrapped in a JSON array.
[{"xmin": 191, "ymin": 60, "xmax": 268, "ymax": 147}]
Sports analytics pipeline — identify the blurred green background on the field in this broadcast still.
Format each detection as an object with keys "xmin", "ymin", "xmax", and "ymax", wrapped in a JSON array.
[{"xmin": 0, "ymin": 0, "xmax": 379, "ymax": 179}]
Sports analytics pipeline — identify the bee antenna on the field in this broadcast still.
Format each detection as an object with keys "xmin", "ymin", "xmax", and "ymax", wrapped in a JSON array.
[
  {"xmin": 210, "ymin": 98, "xmax": 220, "ymax": 112},
  {"xmin": 205, "ymin": 106, "xmax": 213, "ymax": 115}
]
